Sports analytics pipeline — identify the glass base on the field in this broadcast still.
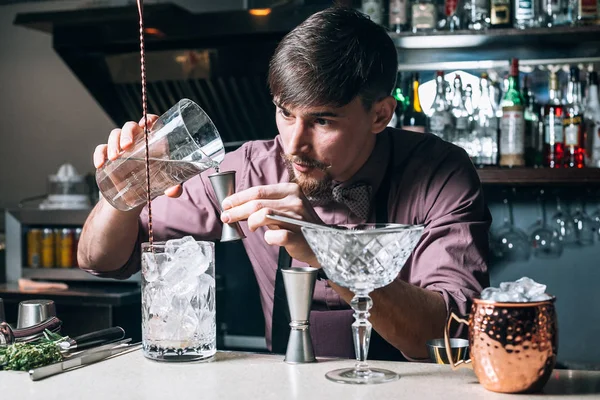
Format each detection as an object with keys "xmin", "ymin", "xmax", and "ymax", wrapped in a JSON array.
[
  {"xmin": 142, "ymin": 342, "xmax": 216, "ymax": 362},
  {"xmin": 325, "ymin": 367, "xmax": 399, "ymax": 384}
]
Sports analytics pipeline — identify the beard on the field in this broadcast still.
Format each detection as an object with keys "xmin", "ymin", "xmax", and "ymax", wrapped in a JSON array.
[{"xmin": 281, "ymin": 153, "xmax": 333, "ymax": 198}]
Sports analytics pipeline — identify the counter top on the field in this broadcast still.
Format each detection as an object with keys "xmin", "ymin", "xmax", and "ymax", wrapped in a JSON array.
[
  {"xmin": 0, "ymin": 283, "xmax": 141, "ymax": 306},
  {"xmin": 2, "ymin": 350, "xmax": 600, "ymax": 400}
]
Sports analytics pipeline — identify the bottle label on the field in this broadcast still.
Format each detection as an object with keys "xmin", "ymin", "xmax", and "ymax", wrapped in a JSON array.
[
  {"xmin": 412, "ymin": 3, "xmax": 437, "ymax": 29},
  {"xmin": 500, "ymin": 107, "xmax": 525, "ymax": 155},
  {"xmin": 362, "ymin": 0, "xmax": 383, "ymax": 25},
  {"xmin": 579, "ymin": 0, "xmax": 598, "ymax": 18},
  {"xmin": 516, "ymin": 0, "xmax": 535, "ymax": 19},
  {"xmin": 389, "ymin": 0, "xmax": 408, "ymax": 25},
  {"xmin": 445, "ymin": 0, "xmax": 458, "ymax": 16},
  {"xmin": 563, "ymin": 114, "xmax": 582, "ymax": 146},
  {"xmin": 491, "ymin": 0, "xmax": 511, "ymax": 23},
  {"xmin": 544, "ymin": 114, "xmax": 564, "ymax": 145}
]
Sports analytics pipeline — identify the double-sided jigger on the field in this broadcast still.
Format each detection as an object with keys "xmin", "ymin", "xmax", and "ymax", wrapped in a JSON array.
[
  {"xmin": 209, "ymin": 170, "xmax": 246, "ymax": 242},
  {"xmin": 282, "ymin": 266, "xmax": 318, "ymax": 364}
]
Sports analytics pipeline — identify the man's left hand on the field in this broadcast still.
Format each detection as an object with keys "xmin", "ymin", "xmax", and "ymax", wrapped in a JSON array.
[{"xmin": 220, "ymin": 183, "xmax": 321, "ymax": 267}]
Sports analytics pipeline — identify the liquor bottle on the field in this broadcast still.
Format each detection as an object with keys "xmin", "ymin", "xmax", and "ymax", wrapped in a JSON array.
[
  {"xmin": 388, "ymin": 72, "xmax": 409, "ymax": 128},
  {"xmin": 427, "ymin": 71, "xmax": 454, "ymax": 141},
  {"xmin": 563, "ymin": 66, "xmax": 586, "ymax": 168},
  {"xmin": 465, "ymin": 84, "xmax": 475, "ymax": 116},
  {"xmin": 403, "ymin": 73, "xmax": 428, "ymax": 132},
  {"xmin": 543, "ymin": 72, "xmax": 565, "ymax": 168},
  {"xmin": 522, "ymin": 76, "xmax": 542, "ymax": 167},
  {"xmin": 585, "ymin": 71, "xmax": 600, "ymax": 167},
  {"xmin": 439, "ymin": 0, "xmax": 462, "ymax": 30},
  {"xmin": 490, "ymin": 0, "xmax": 512, "ymax": 27},
  {"xmin": 362, "ymin": 0, "xmax": 384, "ymax": 25},
  {"xmin": 514, "ymin": 0, "xmax": 540, "ymax": 28},
  {"xmin": 411, "ymin": 0, "xmax": 438, "ymax": 32},
  {"xmin": 465, "ymin": 0, "xmax": 491, "ymax": 29},
  {"xmin": 499, "ymin": 59, "xmax": 526, "ymax": 167},
  {"xmin": 451, "ymin": 74, "xmax": 470, "ymax": 148},
  {"xmin": 473, "ymin": 73, "xmax": 499, "ymax": 166},
  {"xmin": 389, "ymin": 0, "xmax": 409, "ymax": 32},
  {"xmin": 540, "ymin": 0, "xmax": 565, "ymax": 26}
]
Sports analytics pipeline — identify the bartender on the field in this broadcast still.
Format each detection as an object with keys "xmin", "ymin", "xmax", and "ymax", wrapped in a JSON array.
[{"xmin": 77, "ymin": 7, "xmax": 491, "ymax": 361}]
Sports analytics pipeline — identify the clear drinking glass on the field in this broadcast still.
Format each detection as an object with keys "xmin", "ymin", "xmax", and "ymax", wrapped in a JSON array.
[
  {"xmin": 530, "ymin": 192, "xmax": 563, "ymax": 259},
  {"xmin": 141, "ymin": 238, "xmax": 216, "ymax": 362},
  {"xmin": 96, "ymin": 99, "xmax": 224, "ymax": 211},
  {"xmin": 571, "ymin": 199, "xmax": 595, "ymax": 246},
  {"xmin": 301, "ymin": 223, "xmax": 424, "ymax": 385},
  {"xmin": 494, "ymin": 197, "xmax": 531, "ymax": 262},
  {"xmin": 549, "ymin": 197, "xmax": 578, "ymax": 247}
]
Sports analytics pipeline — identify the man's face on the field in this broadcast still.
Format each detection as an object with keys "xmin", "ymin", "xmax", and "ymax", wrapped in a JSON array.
[{"xmin": 275, "ymin": 96, "xmax": 378, "ymax": 197}]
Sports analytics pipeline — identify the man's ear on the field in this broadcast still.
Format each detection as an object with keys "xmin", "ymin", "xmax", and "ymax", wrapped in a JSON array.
[{"xmin": 371, "ymin": 96, "xmax": 397, "ymax": 134}]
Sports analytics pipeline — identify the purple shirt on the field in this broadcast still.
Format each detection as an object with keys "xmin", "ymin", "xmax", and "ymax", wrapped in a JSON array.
[{"xmin": 90, "ymin": 128, "xmax": 491, "ymax": 358}]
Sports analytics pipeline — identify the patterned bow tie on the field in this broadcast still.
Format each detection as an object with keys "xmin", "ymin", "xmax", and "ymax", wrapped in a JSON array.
[{"xmin": 308, "ymin": 182, "xmax": 372, "ymax": 220}]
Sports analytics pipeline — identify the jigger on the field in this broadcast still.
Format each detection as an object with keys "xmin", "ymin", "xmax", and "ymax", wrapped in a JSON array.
[
  {"xmin": 281, "ymin": 266, "xmax": 318, "ymax": 364},
  {"xmin": 209, "ymin": 170, "xmax": 246, "ymax": 242}
]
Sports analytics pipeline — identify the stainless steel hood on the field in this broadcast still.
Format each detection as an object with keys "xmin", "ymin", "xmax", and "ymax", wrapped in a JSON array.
[{"xmin": 14, "ymin": 1, "xmax": 331, "ymax": 147}]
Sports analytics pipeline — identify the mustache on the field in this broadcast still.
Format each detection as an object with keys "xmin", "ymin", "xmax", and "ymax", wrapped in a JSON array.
[{"xmin": 282, "ymin": 153, "xmax": 331, "ymax": 171}]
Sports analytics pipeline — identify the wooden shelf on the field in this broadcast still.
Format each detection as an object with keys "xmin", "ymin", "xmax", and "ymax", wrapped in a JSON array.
[{"xmin": 477, "ymin": 167, "xmax": 600, "ymax": 185}]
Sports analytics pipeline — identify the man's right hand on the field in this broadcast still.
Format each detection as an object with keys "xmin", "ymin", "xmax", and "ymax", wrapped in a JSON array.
[{"xmin": 93, "ymin": 115, "xmax": 183, "ymax": 199}]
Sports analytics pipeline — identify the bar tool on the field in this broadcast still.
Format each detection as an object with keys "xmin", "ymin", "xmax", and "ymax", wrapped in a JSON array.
[
  {"xmin": 58, "ymin": 326, "xmax": 126, "ymax": 351},
  {"xmin": 426, "ymin": 338, "xmax": 469, "ymax": 364},
  {"xmin": 209, "ymin": 170, "xmax": 246, "ymax": 242},
  {"xmin": 281, "ymin": 266, "xmax": 318, "ymax": 364},
  {"xmin": 0, "ymin": 298, "xmax": 5, "ymax": 323},
  {"xmin": 17, "ymin": 299, "xmax": 57, "ymax": 329},
  {"xmin": 0, "ymin": 316, "xmax": 62, "ymax": 345}
]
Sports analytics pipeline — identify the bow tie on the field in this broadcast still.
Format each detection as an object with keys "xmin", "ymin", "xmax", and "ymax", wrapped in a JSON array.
[{"xmin": 309, "ymin": 182, "xmax": 372, "ymax": 221}]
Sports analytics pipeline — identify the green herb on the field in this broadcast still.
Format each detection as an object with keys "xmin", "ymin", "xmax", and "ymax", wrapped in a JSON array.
[{"xmin": 0, "ymin": 329, "xmax": 67, "ymax": 371}]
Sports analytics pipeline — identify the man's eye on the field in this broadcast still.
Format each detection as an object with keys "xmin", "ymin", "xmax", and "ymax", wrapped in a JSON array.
[
  {"xmin": 278, "ymin": 108, "xmax": 291, "ymax": 118},
  {"xmin": 315, "ymin": 118, "xmax": 330, "ymax": 126}
]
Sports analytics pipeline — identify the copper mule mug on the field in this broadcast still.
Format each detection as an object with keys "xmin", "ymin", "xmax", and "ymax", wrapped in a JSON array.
[{"xmin": 443, "ymin": 297, "xmax": 558, "ymax": 394}]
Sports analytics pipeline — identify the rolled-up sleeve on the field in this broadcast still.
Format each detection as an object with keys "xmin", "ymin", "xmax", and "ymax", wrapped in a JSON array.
[{"xmin": 406, "ymin": 147, "xmax": 491, "ymax": 337}]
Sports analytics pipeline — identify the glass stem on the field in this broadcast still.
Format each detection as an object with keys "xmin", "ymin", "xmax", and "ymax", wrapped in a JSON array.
[{"xmin": 350, "ymin": 292, "xmax": 373, "ymax": 371}]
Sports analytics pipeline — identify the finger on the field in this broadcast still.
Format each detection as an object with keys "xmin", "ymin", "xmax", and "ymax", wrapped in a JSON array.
[
  {"xmin": 138, "ymin": 114, "xmax": 159, "ymax": 129},
  {"xmin": 119, "ymin": 121, "xmax": 143, "ymax": 152},
  {"xmin": 221, "ymin": 198, "xmax": 285, "ymax": 224},
  {"xmin": 164, "ymin": 185, "xmax": 183, "ymax": 198},
  {"xmin": 247, "ymin": 208, "xmax": 302, "ymax": 233},
  {"xmin": 263, "ymin": 228, "xmax": 294, "ymax": 247},
  {"xmin": 107, "ymin": 128, "xmax": 122, "ymax": 161},
  {"xmin": 222, "ymin": 183, "xmax": 299, "ymax": 210},
  {"xmin": 93, "ymin": 144, "xmax": 108, "ymax": 169}
]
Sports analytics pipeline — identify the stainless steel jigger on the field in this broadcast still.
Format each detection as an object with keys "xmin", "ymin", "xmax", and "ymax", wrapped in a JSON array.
[
  {"xmin": 281, "ymin": 266, "xmax": 318, "ymax": 364},
  {"xmin": 209, "ymin": 170, "xmax": 246, "ymax": 242}
]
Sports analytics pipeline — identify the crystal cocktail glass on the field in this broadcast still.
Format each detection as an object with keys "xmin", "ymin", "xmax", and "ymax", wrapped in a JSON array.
[{"xmin": 301, "ymin": 223, "xmax": 424, "ymax": 384}]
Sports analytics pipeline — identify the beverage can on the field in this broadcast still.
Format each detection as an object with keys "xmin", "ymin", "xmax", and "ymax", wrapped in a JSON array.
[
  {"xmin": 59, "ymin": 228, "xmax": 74, "ymax": 268},
  {"xmin": 27, "ymin": 229, "xmax": 42, "ymax": 268},
  {"xmin": 41, "ymin": 228, "xmax": 55, "ymax": 268}
]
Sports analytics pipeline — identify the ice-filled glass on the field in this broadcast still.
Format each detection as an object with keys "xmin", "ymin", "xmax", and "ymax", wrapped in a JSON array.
[
  {"xmin": 141, "ymin": 238, "xmax": 216, "ymax": 362},
  {"xmin": 96, "ymin": 99, "xmax": 224, "ymax": 211}
]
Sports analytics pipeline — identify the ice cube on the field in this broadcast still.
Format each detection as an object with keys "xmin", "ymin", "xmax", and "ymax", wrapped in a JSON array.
[
  {"xmin": 165, "ymin": 236, "xmax": 197, "ymax": 256},
  {"xmin": 529, "ymin": 293, "xmax": 552, "ymax": 302},
  {"xmin": 148, "ymin": 284, "xmax": 172, "ymax": 318},
  {"xmin": 515, "ymin": 277, "xmax": 547, "ymax": 298},
  {"xmin": 142, "ymin": 252, "xmax": 171, "ymax": 282},
  {"xmin": 163, "ymin": 262, "xmax": 199, "ymax": 299},
  {"xmin": 197, "ymin": 310, "xmax": 216, "ymax": 340},
  {"xmin": 174, "ymin": 239, "xmax": 201, "ymax": 259},
  {"xmin": 480, "ymin": 287, "xmax": 500, "ymax": 300}
]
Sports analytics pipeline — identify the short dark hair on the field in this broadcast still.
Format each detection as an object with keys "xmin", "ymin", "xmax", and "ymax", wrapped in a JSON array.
[{"xmin": 268, "ymin": 7, "xmax": 398, "ymax": 110}]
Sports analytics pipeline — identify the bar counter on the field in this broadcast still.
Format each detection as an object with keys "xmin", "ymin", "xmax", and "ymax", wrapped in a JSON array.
[{"xmin": 2, "ymin": 350, "xmax": 600, "ymax": 399}]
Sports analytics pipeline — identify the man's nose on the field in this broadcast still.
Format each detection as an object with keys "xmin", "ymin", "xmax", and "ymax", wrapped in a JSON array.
[{"xmin": 288, "ymin": 119, "xmax": 311, "ymax": 154}]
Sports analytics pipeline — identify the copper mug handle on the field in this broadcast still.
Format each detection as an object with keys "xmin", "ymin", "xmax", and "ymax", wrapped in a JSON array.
[{"xmin": 444, "ymin": 312, "xmax": 472, "ymax": 370}]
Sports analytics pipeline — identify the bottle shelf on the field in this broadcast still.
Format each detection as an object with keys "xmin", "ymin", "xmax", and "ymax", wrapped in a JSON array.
[
  {"xmin": 389, "ymin": 25, "xmax": 600, "ymax": 72},
  {"xmin": 477, "ymin": 167, "xmax": 600, "ymax": 185}
]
